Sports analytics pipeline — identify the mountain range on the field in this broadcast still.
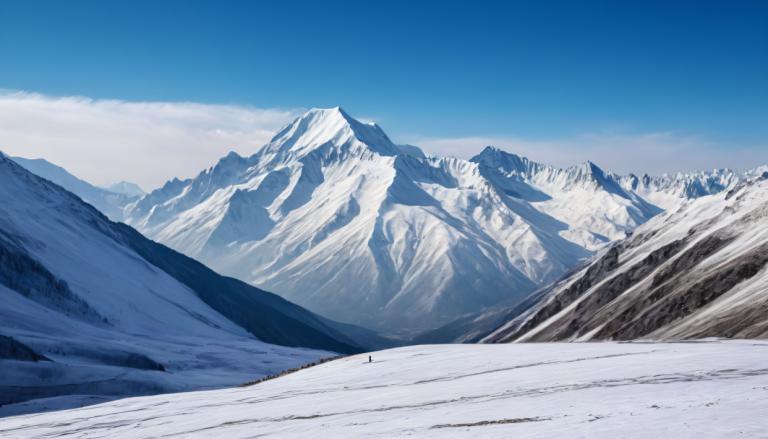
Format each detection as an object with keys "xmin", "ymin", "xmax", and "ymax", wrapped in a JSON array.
[
  {"xmin": 4, "ymin": 106, "xmax": 768, "ymax": 420},
  {"xmin": 481, "ymin": 170, "xmax": 768, "ymax": 342},
  {"xmin": 118, "ymin": 107, "xmax": 759, "ymax": 335}
]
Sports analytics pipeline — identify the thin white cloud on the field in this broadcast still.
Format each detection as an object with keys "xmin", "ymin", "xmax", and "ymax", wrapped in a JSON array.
[
  {"xmin": 414, "ymin": 132, "xmax": 768, "ymax": 176},
  {"xmin": 1, "ymin": 90, "xmax": 765, "ymax": 192},
  {"xmin": 0, "ymin": 90, "xmax": 301, "ymax": 188}
]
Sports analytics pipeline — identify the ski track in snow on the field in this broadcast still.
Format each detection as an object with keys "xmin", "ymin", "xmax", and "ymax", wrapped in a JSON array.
[{"xmin": 2, "ymin": 341, "xmax": 767, "ymax": 438}]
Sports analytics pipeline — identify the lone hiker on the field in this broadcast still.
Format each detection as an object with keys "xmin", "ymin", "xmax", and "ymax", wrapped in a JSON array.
[{"xmin": 368, "ymin": 355, "xmax": 372, "ymax": 363}]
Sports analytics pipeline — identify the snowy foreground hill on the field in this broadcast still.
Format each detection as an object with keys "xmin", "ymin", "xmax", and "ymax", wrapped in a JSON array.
[
  {"xmin": 2, "ymin": 341, "xmax": 767, "ymax": 438},
  {"xmin": 0, "ymin": 153, "xmax": 373, "ymax": 415},
  {"xmin": 122, "ymin": 107, "xmax": 757, "ymax": 334}
]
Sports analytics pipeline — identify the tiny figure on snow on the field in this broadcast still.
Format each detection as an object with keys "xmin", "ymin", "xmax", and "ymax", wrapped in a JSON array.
[{"xmin": 368, "ymin": 355, "xmax": 372, "ymax": 363}]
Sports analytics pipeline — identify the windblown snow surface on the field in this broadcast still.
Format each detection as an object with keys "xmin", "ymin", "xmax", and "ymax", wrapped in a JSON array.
[{"xmin": 2, "ymin": 341, "xmax": 767, "ymax": 438}]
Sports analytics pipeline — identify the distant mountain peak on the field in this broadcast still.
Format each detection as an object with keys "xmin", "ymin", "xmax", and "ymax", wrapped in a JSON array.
[
  {"xmin": 567, "ymin": 160, "xmax": 607, "ymax": 182},
  {"xmin": 9, "ymin": 155, "xmax": 135, "ymax": 221},
  {"xmin": 222, "ymin": 150, "xmax": 245, "ymax": 160},
  {"xmin": 107, "ymin": 181, "xmax": 145, "ymax": 197},
  {"xmin": 471, "ymin": 146, "xmax": 537, "ymax": 174},
  {"xmin": 475, "ymin": 145, "xmax": 521, "ymax": 159}
]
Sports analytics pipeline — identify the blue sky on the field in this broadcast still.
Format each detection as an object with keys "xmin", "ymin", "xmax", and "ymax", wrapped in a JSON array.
[{"xmin": 0, "ymin": 0, "xmax": 766, "ymax": 187}]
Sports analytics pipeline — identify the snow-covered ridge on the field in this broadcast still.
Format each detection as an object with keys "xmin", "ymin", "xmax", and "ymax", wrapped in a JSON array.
[
  {"xmin": 472, "ymin": 145, "xmax": 761, "ymax": 209},
  {"xmin": 618, "ymin": 168, "xmax": 744, "ymax": 209},
  {"xmin": 0, "ymin": 152, "xmax": 373, "ymax": 415},
  {"xmin": 256, "ymin": 106, "xmax": 400, "ymax": 164},
  {"xmin": 107, "ymin": 181, "xmax": 145, "ymax": 197},
  {"xmin": 122, "ymin": 107, "xmax": 761, "ymax": 335},
  {"xmin": 9, "ymin": 156, "xmax": 141, "ymax": 221},
  {"xmin": 482, "ymin": 173, "xmax": 768, "ymax": 343}
]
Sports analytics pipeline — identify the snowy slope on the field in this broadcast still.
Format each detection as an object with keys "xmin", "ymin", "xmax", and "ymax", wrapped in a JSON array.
[
  {"xmin": 10, "ymin": 156, "xmax": 138, "ymax": 220},
  {"xmin": 2, "ymin": 341, "xmax": 767, "ymax": 438},
  {"xmin": 483, "ymin": 172, "xmax": 768, "ymax": 343},
  {"xmin": 124, "ymin": 108, "xmax": 672, "ymax": 334},
  {"xmin": 0, "ymin": 153, "xmax": 369, "ymax": 414}
]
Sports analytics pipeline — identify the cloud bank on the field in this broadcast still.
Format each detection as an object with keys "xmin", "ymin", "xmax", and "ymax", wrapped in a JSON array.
[
  {"xmin": 0, "ymin": 91, "xmax": 300, "ymax": 188},
  {"xmin": 1, "ymin": 90, "xmax": 765, "ymax": 191},
  {"xmin": 415, "ymin": 133, "xmax": 768, "ymax": 176}
]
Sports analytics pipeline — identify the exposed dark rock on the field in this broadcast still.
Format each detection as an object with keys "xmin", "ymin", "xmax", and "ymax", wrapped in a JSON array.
[
  {"xmin": 481, "ymin": 180, "xmax": 768, "ymax": 344},
  {"xmin": 650, "ymin": 234, "xmax": 734, "ymax": 289},
  {"xmin": 601, "ymin": 242, "xmax": 768, "ymax": 339},
  {"xmin": 496, "ymin": 246, "xmax": 621, "ymax": 342},
  {"xmin": 548, "ymin": 238, "xmax": 687, "ymax": 340},
  {"xmin": 0, "ymin": 336, "xmax": 49, "ymax": 362}
]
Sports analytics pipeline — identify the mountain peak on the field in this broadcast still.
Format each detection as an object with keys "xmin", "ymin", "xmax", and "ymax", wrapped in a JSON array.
[
  {"xmin": 258, "ymin": 107, "xmax": 399, "ymax": 162},
  {"xmin": 300, "ymin": 106, "xmax": 349, "ymax": 125},
  {"xmin": 107, "ymin": 181, "xmax": 145, "ymax": 197},
  {"xmin": 471, "ymin": 146, "xmax": 536, "ymax": 175},
  {"xmin": 580, "ymin": 160, "xmax": 603, "ymax": 174},
  {"xmin": 476, "ymin": 145, "xmax": 514, "ymax": 157}
]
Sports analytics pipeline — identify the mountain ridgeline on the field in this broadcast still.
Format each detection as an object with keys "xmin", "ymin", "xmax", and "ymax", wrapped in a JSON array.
[
  {"xmin": 463, "ymin": 173, "xmax": 768, "ymax": 343},
  {"xmin": 123, "ymin": 107, "xmax": 758, "ymax": 335},
  {"xmin": 10, "ymin": 156, "xmax": 141, "ymax": 221}
]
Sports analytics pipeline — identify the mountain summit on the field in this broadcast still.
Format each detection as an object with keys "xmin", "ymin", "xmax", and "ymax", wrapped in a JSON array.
[{"xmin": 256, "ymin": 107, "xmax": 399, "ymax": 163}]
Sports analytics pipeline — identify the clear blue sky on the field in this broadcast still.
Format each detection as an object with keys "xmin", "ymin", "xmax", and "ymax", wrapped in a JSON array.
[{"xmin": 0, "ymin": 0, "xmax": 766, "ymax": 147}]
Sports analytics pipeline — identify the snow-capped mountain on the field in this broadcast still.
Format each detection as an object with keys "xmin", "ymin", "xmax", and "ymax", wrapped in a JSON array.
[
  {"xmin": 126, "ymin": 107, "xmax": 675, "ymax": 334},
  {"xmin": 0, "ymin": 153, "xmax": 370, "ymax": 414},
  {"xmin": 483, "ymin": 171, "xmax": 768, "ymax": 342},
  {"xmin": 107, "ymin": 180, "xmax": 145, "ymax": 197},
  {"xmin": 618, "ymin": 169, "xmax": 743, "ymax": 209},
  {"xmin": 471, "ymin": 146, "xmax": 663, "ymax": 250},
  {"xmin": 10, "ymin": 156, "xmax": 138, "ymax": 221}
]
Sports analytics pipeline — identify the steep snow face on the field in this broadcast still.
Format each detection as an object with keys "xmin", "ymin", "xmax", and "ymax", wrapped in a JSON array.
[
  {"xmin": 0, "ymin": 153, "xmax": 361, "ymax": 413},
  {"xmin": 125, "ymin": 109, "xmax": 674, "ymax": 334},
  {"xmin": 484, "ymin": 175, "xmax": 768, "ymax": 343},
  {"xmin": 11, "ymin": 156, "xmax": 139, "ymax": 221},
  {"xmin": 4, "ymin": 341, "xmax": 767, "ymax": 438}
]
